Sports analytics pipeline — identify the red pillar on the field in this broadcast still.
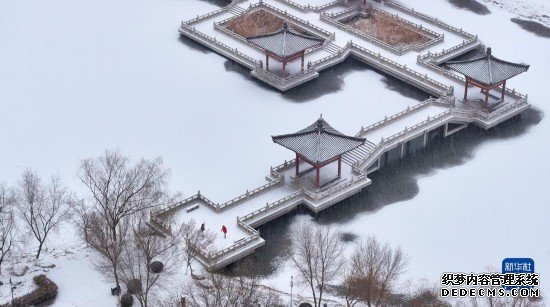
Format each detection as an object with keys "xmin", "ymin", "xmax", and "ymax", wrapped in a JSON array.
[
  {"xmin": 501, "ymin": 80, "xmax": 506, "ymax": 101},
  {"xmin": 463, "ymin": 79, "xmax": 469, "ymax": 100},
  {"xmin": 484, "ymin": 87, "xmax": 489, "ymax": 109},
  {"xmin": 337, "ymin": 156, "xmax": 341, "ymax": 178},
  {"xmin": 265, "ymin": 53, "xmax": 269, "ymax": 70},
  {"xmin": 295, "ymin": 154, "xmax": 300, "ymax": 177},
  {"xmin": 315, "ymin": 165, "xmax": 320, "ymax": 188},
  {"xmin": 301, "ymin": 52, "xmax": 304, "ymax": 72},
  {"xmin": 282, "ymin": 60, "xmax": 286, "ymax": 76}
]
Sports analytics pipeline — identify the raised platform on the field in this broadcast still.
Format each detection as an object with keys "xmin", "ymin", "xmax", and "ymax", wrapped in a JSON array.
[
  {"xmin": 150, "ymin": 94, "xmax": 528, "ymax": 270},
  {"xmin": 160, "ymin": 0, "xmax": 531, "ymax": 270}
]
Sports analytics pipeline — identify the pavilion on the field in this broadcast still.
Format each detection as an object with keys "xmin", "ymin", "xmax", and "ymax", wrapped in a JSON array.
[
  {"xmin": 272, "ymin": 116, "xmax": 365, "ymax": 188},
  {"xmin": 447, "ymin": 47, "xmax": 529, "ymax": 109},
  {"xmin": 247, "ymin": 23, "xmax": 324, "ymax": 75}
]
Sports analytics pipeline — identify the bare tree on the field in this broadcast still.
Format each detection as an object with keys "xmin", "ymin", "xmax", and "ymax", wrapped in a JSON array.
[
  {"xmin": 336, "ymin": 270, "xmax": 362, "ymax": 307},
  {"xmin": 118, "ymin": 214, "xmax": 182, "ymax": 307},
  {"xmin": 13, "ymin": 171, "xmax": 70, "ymax": 259},
  {"xmin": 81, "ymin": 209, "xmax": 130, "ymax": 294},
  {"xmin": 77, "ymin": 150, "xmax": 169, "ymax": 290},
  {"xmin": 346, "ymin": 236, "xmax": 409, "ymax": 307},
  {"xmin": 179, "ymin": 219, "xmax": 215, "ymax": 275},
  {"xmin": 175, "ymin": 270, "xmax": 283, "ymax": 307},
  {"xmin": 0, "ymin": 184, "xmax": 17, "ymax": 274},
  {"xmin": 291, "ymin": 223, "xmax": 345, "ymax": 307}
]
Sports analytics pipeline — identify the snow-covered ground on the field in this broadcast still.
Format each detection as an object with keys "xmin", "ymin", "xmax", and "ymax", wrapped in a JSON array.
[
  {"xmin": 0, "ymin": 0, "xmax": 549, "ymax": 305},
  {"xmin": 479, "ymin": 0, "xmax": 550, "ymax": 26}
]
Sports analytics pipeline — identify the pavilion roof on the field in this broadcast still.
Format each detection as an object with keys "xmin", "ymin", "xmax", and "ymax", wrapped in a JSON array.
[
  {"xmin": 247, "ymin": 23, "xmax": 324, "ymax": 59},
  {"xmin": 272, "ymin": 116, "xmax": 365, "ymax": 164},
  {"xmin": 446, "ymin": 47, "xmax": 529, "ymax": 85}
]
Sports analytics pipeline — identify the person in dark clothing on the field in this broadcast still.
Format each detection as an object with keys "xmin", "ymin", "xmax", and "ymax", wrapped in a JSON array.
[{"xmin": 200, "ymin": 222, "xmax": 205, "ymax": 235}]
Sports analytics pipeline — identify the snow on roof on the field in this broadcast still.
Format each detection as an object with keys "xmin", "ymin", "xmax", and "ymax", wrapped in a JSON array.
[
  {"xmin": 247, "ymin": 23, "xmax": 324, "ymax": 59},
  {"xmin": 272, "ymin": 116, "xmax": 365, "ymax": 164},
  {"xmin": 446, "ymin": 47, "xmax": 529, "ymax": 85}
]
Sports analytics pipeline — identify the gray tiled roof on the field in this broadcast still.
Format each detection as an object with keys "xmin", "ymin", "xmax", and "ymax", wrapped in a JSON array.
[
  {"xmin": 272, "ymin": 117, "xmax": 365, "ymax": 164},
  {"xmin": 446, "ymin": 48, "xmax": 529, "ymax": 85},
  {"xmin": 247, "ymin": 23, "xmax": 324, "ymax": 59}
]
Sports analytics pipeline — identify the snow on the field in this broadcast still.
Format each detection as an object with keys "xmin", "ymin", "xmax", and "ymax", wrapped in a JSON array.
[
  {"xmin": 364, "ymin": 104, "xmax": 449, "ymax": 143},
  {"xmin": 0, "ymin": 0, "xmax": 549, "ymax": 304},
  {"xmin": 173, "ymin": 185, "xmax": 298, "ymax": 250},
  {"xmin": 0, "ymin": 223, "xmax": 116, "ymax": 306},
  {"xmin": 479, "ymin": 0, "xmax": 550, "ymax": 26}
]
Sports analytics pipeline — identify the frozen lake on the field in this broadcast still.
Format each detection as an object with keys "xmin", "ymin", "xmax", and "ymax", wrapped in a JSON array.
[{"xmin": 0, "ymin": 0, "xmax": 549, "ymax": 303}]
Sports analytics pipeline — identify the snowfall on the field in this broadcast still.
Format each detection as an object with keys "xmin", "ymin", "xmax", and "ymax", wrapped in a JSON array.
[{"xmin": 0, "ymin": 0, "xmax": 549, "ymax": 305}]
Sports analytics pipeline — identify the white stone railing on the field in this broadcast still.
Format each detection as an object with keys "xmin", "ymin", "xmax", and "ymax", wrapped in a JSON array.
[
  {"xmin": 273, "ymin": 0, "xmax": 309, "ymax": 12},
  {"xmin": 240, "ymin": 190, "xmax": 304, "ymax": 223},
  {"xmin": 421, "ymin": 37, "xmax": 478, "ymax": 63},
  {"xmin": 272, "ymin": 0, "xmax": 343, "ymax": 13},
  {"xmin": 451, "ymin": 108, "xmax": 474, "ymax": 119},
  {"xmin": 384, "ymin": 0, "xmax": 476, "ymax": 39},
  {"xmin": 253, "ymin": 67, "xmax": 318, "ymax": 86},
  {"xmin": 260, "ymin": 2, "xmax": 333, "ymax": 38},
  {"xmin": 270, "ymin": 159, "xmax": 297, "ymax": 178},
  {"xmin": 417, "ymin": 55, "xmax": 466, "ymax": 84},
  {"xmin": 189, "ymin": 229, "xmax": 261, "ymax": 266},
  {"xmin": 385, "ymin": 109, "xmax": 451, "ymax": 144},
  {"xmin": 309, "ymin": 43, "xmax": 350, "ymax": 69},
  {"xmin": 218, "ymin": 176, "xmax": 284, "ymax": 211},
  {"xmin": 154, "ymin": 193, "xmax": 200, "ymax": 217},
  {"xmin": 355, "ymin": 98, "xmax": 436, "ymax": 137},
  {"xmin": 369, "ymin": 5, "xmax": 442, "ymax": 40},
  {"xmin": 324, "ymin": 4, "xmax": 358, "ymax": 20},
  {"xmin": 354, "ymin": 109, "xmax": 454, "ymax": 169},
  {"xmin": 303, "ymin": 173, "xmax": 368, "ymax": 203},
  {"xmin": 197, "ymin": 192, "xmax": 218, "ymax": 210},
  {"xmin": 184, "ymin": 6, "xmax": 230, "ymax": 26},
  {"xmin": 473, "ymin": 98, "xmax": 529, "ymax": 121},
  {"xmin": 237, "ymin": 218, "xmax": 258, "ymax": 235},
  {"xmin": 311, "ymin": 0, "xmax": 342, "ymax": 12},
  {"xmin": 349, "ymin": 43, "xmax": 454, "ymax": 96},
  {"xmin": 320, "ymin": 13, "xmax": 407, "ymax": 55},
  {"xmin": 179, "ymin": 24, "xmax": 262, "ymax": 68}
]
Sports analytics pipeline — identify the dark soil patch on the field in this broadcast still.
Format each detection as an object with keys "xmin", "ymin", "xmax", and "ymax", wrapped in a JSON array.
[
  {"xmin": 225, "ymin": 9, "xmax": 310, "ymax": 37},
  {"xmin": 448, "ymin": 0, "xmax": 491, "ymax": 15},
  {"xmin": 340, "ymin": 232, "xmax": 359, "ymax": 242},
  {"xmin": 199, "ymin": 0, "xmax": 231, "ymax": 7},
  {"xmin": 511, "ymin": 18, "xmax": 550, "ymax": 38},
  {"xmin": 345, "ymin": 10, "xmax": 429, "ymax": 47}
]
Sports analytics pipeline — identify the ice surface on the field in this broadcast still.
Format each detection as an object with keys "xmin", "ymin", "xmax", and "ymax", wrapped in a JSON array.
[{"xmin": 0, "ymin": 0, "xmax": 549, "ymax": 304}]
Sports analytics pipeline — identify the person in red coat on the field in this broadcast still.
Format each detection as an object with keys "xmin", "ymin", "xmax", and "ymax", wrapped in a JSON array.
[{"xmin": 221, "ymin": 225, "xmax": 228, "ymax": 239}]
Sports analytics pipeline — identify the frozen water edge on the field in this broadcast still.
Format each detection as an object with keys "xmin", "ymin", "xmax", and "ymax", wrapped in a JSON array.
[{"xmin": 0, "ymin": 0, "xmax": 548, "ymax": 304}]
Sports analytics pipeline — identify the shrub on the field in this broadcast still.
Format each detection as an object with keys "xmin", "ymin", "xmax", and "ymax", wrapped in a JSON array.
[
  {"xmin": 121, "ymin": 293, "xmax": 134, "ymax": 307},
  {"xmin": 127, "ymin": 279, "xmax": 143, "ymax": 295},
  {"xmin": 150, "ymin": 261, "xmax": 164, "ymax": 274},
  {"xmin": 5, "ymin": 274, "xmax": 59, "ymax": 307}
]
